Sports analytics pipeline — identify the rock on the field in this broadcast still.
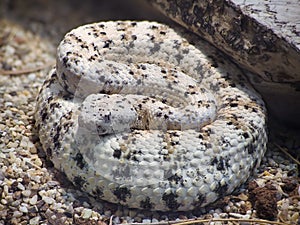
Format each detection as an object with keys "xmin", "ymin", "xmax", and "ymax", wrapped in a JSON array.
[
  {"xmin": 248, "ymin": 181, "xmax": 278, "ymax": 220},
  {"xmin": 148, "ymin": 0, "xmax": 300, "ymax": 127}
]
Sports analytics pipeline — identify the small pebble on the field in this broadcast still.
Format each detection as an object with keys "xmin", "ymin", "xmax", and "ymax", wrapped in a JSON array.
[
  {"xmin": 29, "ymin": 195, "xmax": 38, "ymax": 205},
  {"xmin": 104, "ymin": 210, "xmax": 112, "ymax": 217},
  {"xmin": 28, "ymin": 73, "xmax": 37, "ymax": 81},
  {"xmin": 152, "ymin": 218, "xmax": 159, "ymax": 223},
  {"xmin": 13, "ymin": 210, "xmax": 23, "ymax": 218},
  {"xmin": 22, "ymin": 189, "xmax": 31, "ymax": 197},
  {"xmin": 19, "ymin": 205, "xmax": 28, "ymax": 213},
  {"xmin": 1, "ymin": 199, "xmax": 8, "ymax": 205},
  {"xmin": 229, "ymin": 212, "xmax": 250, "ymax": 219},
  {"xmin": 142, "ymin": 219, "xmax": 151, "ymax": 223},
  {"xmin": 11, "ymin": 199, "xmax": 22, "ymax": 207},
  {"xmin": 29, "ymin": 216, "xmax": 40, "ymax": 225},
  {"xmin": 113, "ymin": 216, "xmax": 120, "ymax": 224},
  {"xmin": 42, "ymin": 196, "xmax": 55, "ymax": 205},
  {"xmin": 81, "ymin": 208, "xmax": 93, "ymax": 219}
]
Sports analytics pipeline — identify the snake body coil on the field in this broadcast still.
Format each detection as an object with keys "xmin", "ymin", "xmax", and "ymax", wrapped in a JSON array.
[{"xmin": 35, "ymin": 21, "xmax": 267, "ymax": 211}]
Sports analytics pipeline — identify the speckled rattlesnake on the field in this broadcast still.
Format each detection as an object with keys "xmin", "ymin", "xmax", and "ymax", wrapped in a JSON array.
[{"xmin": 35, "ymin": 21, "xmax": 267, "ymax": 211}]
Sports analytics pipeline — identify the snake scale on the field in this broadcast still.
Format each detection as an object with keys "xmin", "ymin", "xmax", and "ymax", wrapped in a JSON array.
[{"xmin": 35, "ymin": 21, "xmax": 267, "ymax": 211}]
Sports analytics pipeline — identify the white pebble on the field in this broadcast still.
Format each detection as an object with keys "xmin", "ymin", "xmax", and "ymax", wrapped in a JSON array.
[
  {"xmin": 32, "ymin": 175, "xmax": 41, "ymax": 183},
  {"xmin": 213, "ymin": 212, "xmax": 220, "ymax": 218},
  {"xmin": 0, "ymin": 152, "xmax": 6, "ymax": 159},
  {"xmin": 81, "ymin": 208, "xmax": 92, "ymax": 219},
  {"xmin": 152, "ymin": 218, "xmax": 159, "ymax": 223},
  {"xmin": 113, "ymin": 217, "xmax": 120, "ymax": 224},
  {"xmin": 29, "ymin": 195, "xmax": 38, "ymax": 205},
  {"xmin": 28, "ymin": 73, "xmax": 36, "ymax": 81},
  {"xmin": 13, "ymin": 210, "xmax": 23, "ymax": 218},
  {"xmin": 4, "ymin": 45, "xmax": 15, "ymax": 56},
  {"xmin": 229, "ymin": 212, "xmax": 250, "ymax": 219},
  {"xmin": 246, "ymin": 210, "xmax": 252, "ymax": 215},
  {"xmin": 142, "ymin": 219, "xmax": 151, "ymax": 223},
  {"xmin": 1, "ymin": 199, "xmax": 8, "ymax": 205},
  {"xmin": 20, "ymin": 136, "xmax": 29, "ymax": 148},
  {"xmin": 29, "ymin": 216, "xmax": 41, "ymax": 225},
  {"xmin": 42, "ymin": 196, "xmax": 55, "ymax": 205},
  {"xmin": 19, "ymin": 205, "xmax": 28, "ymax": 213},
  {"xmin": 22, "ymin": 189, "xmax": 31, "ymax": 197}
]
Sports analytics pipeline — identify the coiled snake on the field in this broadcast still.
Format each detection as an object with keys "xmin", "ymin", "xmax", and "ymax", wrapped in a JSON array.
[{"xmin": 35, "ymin": 21, "xmax": 267, "ymax": 211}]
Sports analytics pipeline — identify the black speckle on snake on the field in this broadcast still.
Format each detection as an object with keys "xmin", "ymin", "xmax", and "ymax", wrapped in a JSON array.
[{"xmin": 35, "ymin": 21, "xmax": 267, "ymax": 211}]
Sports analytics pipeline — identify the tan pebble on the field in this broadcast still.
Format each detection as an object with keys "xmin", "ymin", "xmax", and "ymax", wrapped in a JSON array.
[
  {"xmin": 11, "ymin": 131, "xmax": 18, "ymax": 138},
  {"xmin": 34, "ymin": 158, "xmax": 43, "ymax": 167},
  {"xmin": 7, "ymin": 141, "xmax": 19, "ymax": 148},
  {"xmin": 91, "ymin": 211, "xmax": 100, "ymax": 219},
  {"xmin": 12, "ymin": 191, "xmax": 22, "ymax": 200},
  {"xmin": 1, "ymin": 199, "xmax": 8, "ymax": 205},
  {"xmin": 5, "ymin": 194, "xmax": 13, "ymax": 203},
  {"xmin": 291, "ymin": 212, "xmax": 299, "ymax": 222},
  {"xmin": 28, "ymin": 142, "xmax": 37, "ymax": 153},
  {"xmin": 20, "ymin": 136, "xmax": 29, "ymax": 148},
  {"xmin": 5, "ymin": 167, "xmax": 14, "ymax": 178},
  {"xmin": 20, "ymin": 114, "xmax": 29, "ymax": 121},
  {"xmin": 0, "ymin": 204, "xmax": 6, "ymax": 211},
  {"xmin": 9, "ymin": 107, "xmax": 20, "ymax": 113},
  {"xmin": 0, "ymin": 208, "xmax": 8, "ymax": 218},
  {"xmin": 22, "ymin": 90, "xmax": 31, "ymax": 96},
  {"xmin": 38, "ymin": 190, "xmax": 46, "ymax": 196},
  {"xmin": 18, "ymin": 150, "xmax": 29, "ymax": 156},
  {"xmin": 238, "ymin": 193, "xmax": 248, "ymax": 201}
]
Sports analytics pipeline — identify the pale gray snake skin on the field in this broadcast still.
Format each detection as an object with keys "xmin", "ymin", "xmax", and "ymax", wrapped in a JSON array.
[{"xmin": 35, "ymin": 21, "xmax": 267, "ymax": 211}]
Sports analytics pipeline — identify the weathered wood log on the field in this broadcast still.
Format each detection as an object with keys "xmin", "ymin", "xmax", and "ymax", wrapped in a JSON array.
[{"xmin": 148, "ymin": 0, "xmax": 300, "ymax": 127}]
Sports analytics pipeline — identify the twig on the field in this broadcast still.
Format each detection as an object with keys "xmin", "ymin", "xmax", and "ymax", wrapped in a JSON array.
[
  {"xmin": 171, "ymin": 218, "xmax": 289, "ymax": 225},
  {"xmin": 0, "ymin": 61, "xmax": 55, "ymax": 75},
  {"xmin": 121, "ymin": 217, "xmax": 290, "ymax": 225},
  {"xmin": 275, "ymin": 143, "xmax": 300, "ymax": 166}
]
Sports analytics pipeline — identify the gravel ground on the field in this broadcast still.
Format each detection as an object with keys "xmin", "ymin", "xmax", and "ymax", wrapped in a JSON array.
[{"xmin": 0, "ymin": 0, "xmax": 299, "ymax": 224}]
